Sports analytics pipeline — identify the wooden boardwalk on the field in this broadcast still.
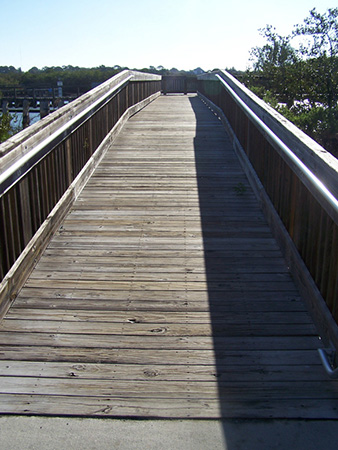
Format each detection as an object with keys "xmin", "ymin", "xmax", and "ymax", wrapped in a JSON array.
[{"xmin": 0, "ymin": 94, "xmax": 338, "ymax": 418}]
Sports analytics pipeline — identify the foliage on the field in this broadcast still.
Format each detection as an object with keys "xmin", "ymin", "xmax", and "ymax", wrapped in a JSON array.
[
  {"xmin": 0, "ymin": 113, "xmax": 12, "ymax": 143},
  {"xmin": 294, "ymin": 7, "xmax": 338, "ymax": 109},
  {"xmin": 249, "ymin": 25, "xmax": 298, "ymax": 106},
  {"xmin": 246, "ymin": 7, "xmax": 338, "ymax": 156},
  {"xmin": 0, "ymin": 65, "xmax": 204, "ymax": 95},
  {"xmin": 233, "ymin": 182, "xmax": 247, "ymax": 196},
  {"xmin": 250, "ymin": 25, "xmax": 297, "ymax": 71},
  {"xmin": 294, "ymin": 7, "xmax": 338, "ymax": 59},
  {"xmin": 0, "ymin": 65, "xmax": 126, "ymax": 92}
]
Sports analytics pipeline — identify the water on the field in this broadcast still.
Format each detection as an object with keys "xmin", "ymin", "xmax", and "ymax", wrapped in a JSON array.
[{"xmin": 10, "ymin": 112, "xmax": 41, "ymax": 133}]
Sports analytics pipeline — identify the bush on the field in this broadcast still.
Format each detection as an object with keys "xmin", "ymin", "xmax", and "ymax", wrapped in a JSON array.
[{"xmin": 0, "ymin": 113, "xmax": 12, "ymax": 143}]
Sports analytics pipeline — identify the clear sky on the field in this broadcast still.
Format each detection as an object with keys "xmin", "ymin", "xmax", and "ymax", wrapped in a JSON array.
[{"xmin": 0, "ymin": 0, "xmax": 334, "ymax": 72}]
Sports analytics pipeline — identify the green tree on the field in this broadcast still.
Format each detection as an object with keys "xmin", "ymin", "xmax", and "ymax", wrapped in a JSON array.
[
  {"xmin": 246, "ymin": 8, "xmax": 338, "ymax": 156},
  {"xmin": 249, "ymin": 25, "xmax": 298, "ymax": 106},
  {"xmin": 0, "ymin": 113, "xmax": 12, "ymax": 143},
  {"xmin": 293, "ymin": 8, "xmax": 338, "ymax": 153},
  {"xmin": 294, "ymin": 7, "xmax": 338, "ymax": 109},
  {"xmin": 250, "ymin": 25, "xmax": 296, "ymax": 71}
]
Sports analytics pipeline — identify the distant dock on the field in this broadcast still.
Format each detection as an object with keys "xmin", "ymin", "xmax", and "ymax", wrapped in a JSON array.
[{"xmin": 1, "ymin": 83, "xmax": 82, "ymax": 127}]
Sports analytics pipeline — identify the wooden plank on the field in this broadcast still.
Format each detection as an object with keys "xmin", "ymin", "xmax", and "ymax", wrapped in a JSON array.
[
  {"xmin": 27, "ymin": 270, "xmax": 296, "ymax": 284},
  {"xmin": 32, "ymin": 259, "xmax": 289, "ymax": 274},
  {"xmin": 12, "ymin": 299, "xmax": 307, "ymax": 314},
  {"xmin": 23, "ymin": 279, "xmax": 300, "ymax": 292},
  {"xmin": 0, "ymin": 320, "xmax": 316, "ymax": 336},
  {"xmin": 0, "ymin": 346, "xmax": 322, "ymax": 365},
  {"xmin": 2, "ymin": 377, "xmax": 338, "ymax": 400},
  {"xmin": 4, "ymin": 309, "xmax": 311, "ymax": 324},
  {"xmin": 0, "ymin": 394, "xmax": 338, "ymax": 419},
  {"xmin": 0, "ymin": 359, "xmax": 327, "ymax": 382},
  {"xmin": 14, "ymin": 287, "xmax": 302, "ymax": 302},
  {"xmin": 40, "ymin": 248, "xmax": 283, "ymax": 259}
]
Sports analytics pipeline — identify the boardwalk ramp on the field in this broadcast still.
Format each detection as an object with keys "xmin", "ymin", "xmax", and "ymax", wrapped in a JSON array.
[{"xmin": 0, "ymin": 94, "xmax": 338, "ymax": 418}]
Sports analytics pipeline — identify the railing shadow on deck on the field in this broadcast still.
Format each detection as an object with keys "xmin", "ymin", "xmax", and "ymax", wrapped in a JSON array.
[
  {"xmin": 197, "ymin": 71, "xmax": 338, "ymax": 373},
  {"xmin": 188, "ymin": 93, "xmax": 338, "ymax": 424}
]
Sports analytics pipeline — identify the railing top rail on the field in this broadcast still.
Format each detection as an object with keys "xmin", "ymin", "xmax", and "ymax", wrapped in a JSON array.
[
  {"xmin": 198, "ymin": 70, "xmax": 338, "ymax": 224},
  {"xmin": 0, "ymin": 70, "xmax": 127, "ymax": 162},
  {"xmin": 0, "ymin": 70, "xmax": 161, "ymax": 161},
  {"xmin": 224, "ymin": 71, "xmax": 338, "ymax": 194},
  {"xmin": 214, "ymin": 73, "xmax": 338, "ymax": 224},
  {"xmin": 0, "ymin": 70, "xmax": 161, "ymax": 197}
]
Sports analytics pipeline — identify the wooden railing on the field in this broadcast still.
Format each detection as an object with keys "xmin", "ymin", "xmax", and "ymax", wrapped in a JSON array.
[
  {"xmin": 0, "ymin": 70, "xmax": 161, "ymax": 315},
  {"xmin": 198, "ymin": 70, "xmax": 338, "ymax": 348},
  {"xmin": 161, "ymin": 76, "xmax": 197, "ymax": 94}
]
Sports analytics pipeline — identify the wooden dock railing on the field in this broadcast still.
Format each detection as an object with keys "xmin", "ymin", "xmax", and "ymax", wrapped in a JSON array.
[
  {"xmin": 198, "ymin": 70, "xmax": 338, "ymax": 352},
  {"xmin": 0, "ymin": 70, "xmax": 161, "ymax": 316}
]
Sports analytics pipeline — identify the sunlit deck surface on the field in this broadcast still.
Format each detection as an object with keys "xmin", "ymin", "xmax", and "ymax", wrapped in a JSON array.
[{"xmin": 1, "ymin": 94, "xmax": 338, "ymax": 418}]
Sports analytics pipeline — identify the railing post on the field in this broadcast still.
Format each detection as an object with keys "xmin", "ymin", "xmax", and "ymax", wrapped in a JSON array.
[
  {"xmin": 22, "ymin": 99, "xmax": 30, "ymax": 129},
  {"xmin": 1, "ymin": 100, "xmax": 9, "ymax": 115},
  {"xmin": 40, "ymin": 100, "xmax": 50, "ymax": 119}
]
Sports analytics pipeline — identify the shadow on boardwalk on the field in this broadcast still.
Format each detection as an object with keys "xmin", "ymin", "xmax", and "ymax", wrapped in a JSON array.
[{"xmin": 189, "ymin": 95, "xmax": 338, "ymax": 420}]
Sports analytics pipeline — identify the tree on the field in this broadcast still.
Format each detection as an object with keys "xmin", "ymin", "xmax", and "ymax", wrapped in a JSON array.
[
  {"xmin": 292, "ymin": 8, "xmax": 338, "ymax": 153},
  {"xmin": 250, "ymin": 25, "xmax": 296, "ymax": 71},
  {"xmin": 245, "ymin": 8, "xmax": 338, "ymax": 155},
  {"xmin": 0, "ymin": 113, "xmax": 12, "ymax": 143},
  {"xmin": 249, "ymin": 25, "xmax": 298, "ymax": 106},
  {"xmin": 294, "ymin": 7, "xmax": 338, "ymax": 109}
]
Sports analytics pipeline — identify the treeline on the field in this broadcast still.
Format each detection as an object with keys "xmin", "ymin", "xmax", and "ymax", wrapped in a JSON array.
[
  {"xmin": 0, "ymin": 65, "xmax": 204, "ymax": 92},
  {"xmin": 243, "ymin": 7, "xmax": 338, "ymax": 156},
  {"xmin": 0, "ymin": 65, "xmax": 129, "ymax": 92}
]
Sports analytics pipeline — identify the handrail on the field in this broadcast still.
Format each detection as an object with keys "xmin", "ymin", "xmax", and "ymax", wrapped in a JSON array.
[
  {"xmin": 0, "ymin": 70, "xmax": 132, "ymax": 161},
  {"xmin": 215, "ymin": 74, "xmax": 338, "ymax": 225},
  {"xmin": 0, "ymin": 76, "xmax": 132, "ymax": 197},
  {"xmin": 0, "ymin": 70, "xmax": 161, "ymax": 303},
  {"xmin": 199, "ymin": 71, "xmax": 338, "ymax": 363}
]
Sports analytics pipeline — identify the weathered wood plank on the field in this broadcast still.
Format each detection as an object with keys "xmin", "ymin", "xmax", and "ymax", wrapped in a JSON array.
[
  {"xmin": 32, "ymin": 259, "xmax": 289, "ymax": 274},
  {"xmin": 2, "ymin": 377, "xmax": 338, "ymax": 400},
  {"xmin": 22, "ymin": 279, "xmax": 300, "ymax": 292},
  {"xmin": 0, "ymin": 346, "xmax": 322, "ymax": 365},
  {"xmin": 12, "ymin": 299, "xmax": 307, "ymax": 314},
  {"xmin": 1, "ymin": 394, "xmax": 338, "ymax": 419},
  {"xmin": 14, "ymin": 287, "xmax": 302, "ymax": 302},
  {"xmin": 4, "ymin": 309, "xmax": 310, "ymax": 324},
  {"xmin": 27, "ymin": 270, "xmax": 295, "ymax": 284},
  {"xmin": 0, "ymin": 320, "xmax": 316, "ymax": 336},
  {"xmin": 0, "ymin": 359, "xmax": 327, "ymax": 382}
]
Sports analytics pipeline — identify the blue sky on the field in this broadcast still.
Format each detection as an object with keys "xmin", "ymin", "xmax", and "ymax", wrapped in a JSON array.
[{"xmin": 0, "ymin": 0, "xmax": 334, "ymax": 71}]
